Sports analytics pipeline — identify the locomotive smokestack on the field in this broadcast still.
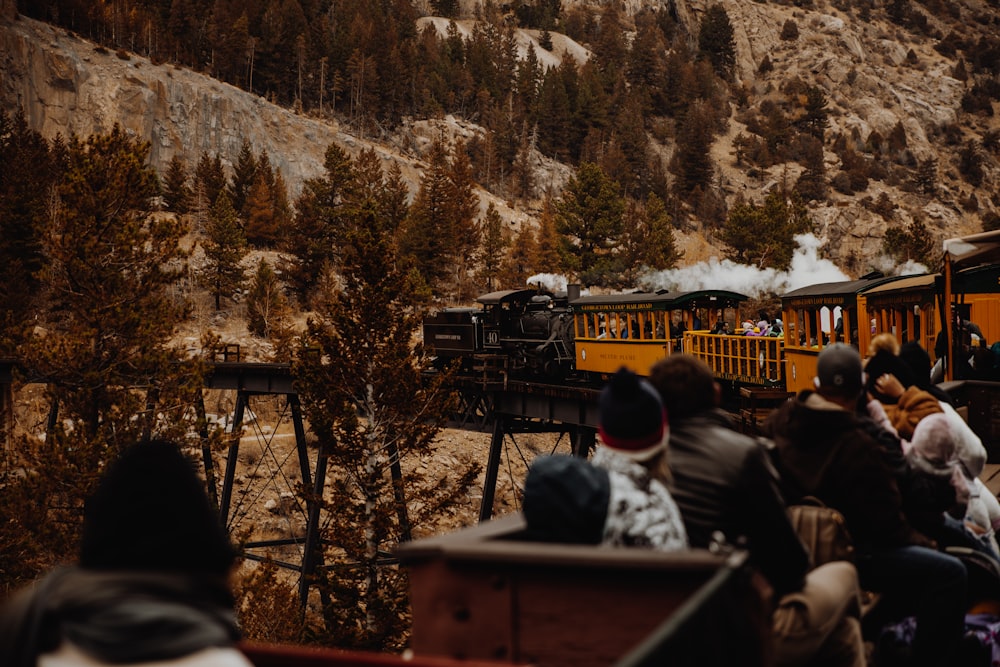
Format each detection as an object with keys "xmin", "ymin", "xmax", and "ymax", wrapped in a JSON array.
[{"xmin": 568, "ymin": 284, "xmax": 581, "ymax": 301}]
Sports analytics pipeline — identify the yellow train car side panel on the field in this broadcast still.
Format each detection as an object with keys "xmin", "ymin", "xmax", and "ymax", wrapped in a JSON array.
[
  {"xmin": 969, "ymin": 294, "xmax": 1000, "ymax": 347},
  {"xmin": 784, "ymin": 348, "xmax": 820, "ymax": 394},
  {"xmin": 574, "ymin": 339, "xmax": 672, "ymax": 376}
]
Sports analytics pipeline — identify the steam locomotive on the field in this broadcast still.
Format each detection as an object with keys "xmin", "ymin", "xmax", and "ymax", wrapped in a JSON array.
[{"xmin": 422, "ymin": 287, "xmax": 578, "ymax": 380}]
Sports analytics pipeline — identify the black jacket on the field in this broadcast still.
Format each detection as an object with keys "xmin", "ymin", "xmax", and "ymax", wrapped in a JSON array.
[
  {"xmin": 763, "ymin": 391, "xmax": 929, "ymax": 552},
  {"xmin": 667, "ymin": 408, "xmax": 809, "ymax": 597}
]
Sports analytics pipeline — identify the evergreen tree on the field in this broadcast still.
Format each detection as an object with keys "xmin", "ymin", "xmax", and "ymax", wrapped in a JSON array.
[
  {"xmin": 293, "ymin": 169, "xmax": 475, "ymax": 650},
  {"xmin": 698, "ymin": 4, "xmax": 736, "ymax": 79},
  {"xmin": 501, "ymin": 223, "xmax": 538, "ymax": 288},
  {"xmin": 794, "ymin": 136, "xmax": 827, "ymax": 201},
  {"xmin": 229, "ymin": 140, "xmax": 258, "ymax": 217},
  {"xmin": 162, "ymin": 155, "xmax": 191, "ymax": 214},
  {"xmin": 9, "ymin": 126, "xmax": 195, "ymax": 583},
  {"xmin": 283, "ymin": 143, "xmax": 354, "ymax": 304},
  {"xmin": 476, "ymin": 202, "xmax": 507, "ymax": 293},
  {"xmin": 534, "ymin": 197, "xmax": 562, "ymax": 272},
  {"xmin": 799, "ymin": 86, "xmax": 829, "ymax": 141},
  {"xmin": 399, "ymin": 138, "xmax": 479, "ymax": 297},
  {"xmin": 883, "ymin": 219, "xmax": 936, "ymax": 266},
  {"xmin": 0, "ymin": 108, "xmax": 55, "ymax": 354},
  {"xmin": 201, "ymin": 191, "xmax": 248, "ymax": 310},
  {"xmin": 620, "ymin": 194, "xmax": 681, "ymax": 286},
  {"xmin": 914, "ymin": 156, "xmax": 938, "ymax": 195},
  {"xmin": 555, "ymin": 162, "xmax": 626, "ymax": 288},
  {"xmin": 194, "ymin": 151, "xmax": 227, "ymax": 217},
  {"xmin": 670, "ymin": 101, "xmax": 715, "ymax": 195},
  {"xmin": 720, "ymin": 190, "xmax": 813, "ymax": 270},
  {"xmin": 246, "ymin": 258, "xmax": 288, "ymax": 339},
  {"xmin": 245, "ymin": 170, "xmax": 279, "ymax": 246}
]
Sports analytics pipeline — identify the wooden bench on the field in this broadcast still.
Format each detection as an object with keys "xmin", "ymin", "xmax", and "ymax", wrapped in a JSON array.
[
  {"xmin": 739, "ymin": 387, "xmax": 795, "ymax": 435},
  {"xmin": 396, "ymin": 514, "xmax": 770, "ymax": 667}
]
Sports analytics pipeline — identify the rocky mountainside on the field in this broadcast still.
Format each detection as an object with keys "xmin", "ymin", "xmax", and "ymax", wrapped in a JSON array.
[{"xmin": 2, "ymin": 1, "xmax": 998, "ymax": 275}]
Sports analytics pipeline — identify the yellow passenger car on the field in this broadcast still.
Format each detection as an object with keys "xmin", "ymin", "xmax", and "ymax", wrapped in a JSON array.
[
  {"xmin": 780, "ymin": 274, "xmax": 915, "ymax": 393},
  {"xmin": 571, "ymin": 290, "xmax": 746, "ymax": 378}
]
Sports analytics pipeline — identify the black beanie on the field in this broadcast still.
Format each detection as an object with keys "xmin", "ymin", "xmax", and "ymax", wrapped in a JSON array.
[
  {"xmin": 522, "ymin": 455, "xmax": 610, "ymax": 544},
  {"xmin": 598, "ymin": 367, "xmax": 668, "ymax": 461},
  {"xmin": 79, "ymin": 440, "xmax": 236, "ymax": 576}
]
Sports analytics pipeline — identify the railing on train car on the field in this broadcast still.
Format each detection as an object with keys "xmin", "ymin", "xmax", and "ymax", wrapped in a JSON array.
[{"xmin": 684, "ymin": 331, "xmax": 785, "ymax": 386}]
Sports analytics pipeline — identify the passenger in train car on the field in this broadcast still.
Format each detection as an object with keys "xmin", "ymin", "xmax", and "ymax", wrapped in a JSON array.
[
  {"xmin": 0, "ymin": 439, "xmax": 249, "ymax": 667},
  {"xmin": 934, "ymin": 308, "xmax": 985, "ymax": 381},
  {"xmin": 523, "ymin": 368, "xmax": 687, "ymax": 551},
  {"xmin": 590, "ymin": 367, "xmax": 688, "ymax": 551},
  {"xmin": 906, "ymin": 413, "xmax": 1000, "ymax": 559},
  {"xmin": 648, "ymin": 355, "xmax": 865, "ymax": 667},
  {"xmin": 710, "ymin": 310, "xmax": 727, "ymax": 334},
  {"xmin": 898, "ymin": 341, "xmax": 954, "ymax": 406},
  {"xmin": 762, "ymin": 344, "xmax": 968, "ymax": 667},
  {"xmin": 868, "ymin": 365, "xmax": 995, "ymax": 564}
]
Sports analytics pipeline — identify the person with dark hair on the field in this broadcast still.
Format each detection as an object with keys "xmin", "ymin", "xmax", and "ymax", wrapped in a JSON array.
[
  {"xmin": 0, "ymin": 440, "xmax": 250, "ymax": 667},
  {"xmin": 898, "ymin": 341, "xmax": 953, "ymax": 405},
  {"xmin": 649, "ymin": 354, "xmax": 864, "ymax": 667},
  {"xmin": 763, "ymin": 344, "xmax": 968, "ymax": 667}
]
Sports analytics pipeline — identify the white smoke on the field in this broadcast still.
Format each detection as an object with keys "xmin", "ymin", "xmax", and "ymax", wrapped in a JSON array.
[
  {"xmin": 527, "ymin": 273, "xmax": 571, "ymax": 293},
  {"xmin": 527, "ymin": 234, "xmax": 926, "ymax": 299},
  {"xmin": 638, "ymin": 234, "xmax": 851, "ymax": 298}
]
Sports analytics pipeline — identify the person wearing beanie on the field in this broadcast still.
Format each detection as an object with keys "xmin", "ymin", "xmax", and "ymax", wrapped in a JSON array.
[
  {"xmin": 763, "ymin": 344, "xmax": 968, "ymax": 667},
  {"xmin": 590, "ymin": 367, "xmax": 687, "ymax": 551},
  {"xmin": 0, "ymin": 440, "xmax": 251, "ymax": 667}
]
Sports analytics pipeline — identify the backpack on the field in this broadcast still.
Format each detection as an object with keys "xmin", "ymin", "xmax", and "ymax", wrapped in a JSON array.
[{"xmin": 786, "ymin": 496, "xmax": 855, "ymax": 569}]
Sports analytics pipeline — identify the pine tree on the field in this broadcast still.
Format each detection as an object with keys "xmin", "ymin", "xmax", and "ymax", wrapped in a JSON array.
[
  {"xmin": 720, "ymin": 190, "xmax": 813, "ymax": 270},
  {"xmin": 555, "ymin": 162, "xmax": 626, "ymax": 288},
  {"xmin": 8, "ymin": 126, "xmax": 195, "ymax": 582},
  {"xmin": 283, "ymin": 143, "xmax": 353, "ymax": 304},
  {"xmin": 670, "ymin": 101, "xmax": 715, "ymax": 195},
  {"xmin": 534, "ymin": 197, "xmax": 562, "ymax": 273},
  {"xmin": 501, "ymin": 223, "xmax": 538, "ymax": 288},
  {"xmin": 698, "ymin": 4, "xmax": 736, "ymax": 79},
  {"xmin": 229, "ymin": 140, "xmax": 258, "ymax": 217},
  {"xmin": 162, "ymin": 154, "xmax": 191, "ymax": 214},
  {"xmin": 246, "ymin": 258, "xmax": 288, "ymax": 339},
  {"xmin": 620, "ymin": 194, "xmax": 681, "ymax": 286},
  {"xmin": 0, "ymin": 108, "xmax": 55, "ymax": 354},
  {"xmin": 200, "ymin": 191, "xmax": 248, "ymax": 310},
  {"xmin": 194, "ymin": 151, "xmax": 227, "ymax": 223},
  {"xmin": 293, "ymin": 154, "xmax": 475, "ymax": 650},
  {"xmin": 399, "ymin": 137, "xmax": 479, "ymax": 297},
  {"xmin": 883, "ymin": 218, "xmax": 936, "ymax": 267},
  {"xmin": 476, "ymin": 202, "xmax": 507, "ymax": 292},
  {"xmin": 245, "ymin": 170, "xmax": 279, "ymax": 247}
]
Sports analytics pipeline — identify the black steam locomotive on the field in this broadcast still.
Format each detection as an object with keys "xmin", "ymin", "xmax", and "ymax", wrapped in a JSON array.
[{"xmin": 422, "ymin": 287, "xmax": 580, "ymax": 379}]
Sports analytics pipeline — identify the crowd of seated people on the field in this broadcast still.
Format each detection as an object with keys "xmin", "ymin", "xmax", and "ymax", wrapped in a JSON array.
[{"xmin": 524, "ymin": 342, "xmax": 1000, "ymax": 666}]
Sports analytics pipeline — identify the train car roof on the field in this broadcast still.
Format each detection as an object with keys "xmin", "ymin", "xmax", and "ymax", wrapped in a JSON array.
[
  {"xmin": 476, "ymin": 289, "xmax": 548, "ymax": 306},
  {"xmin": 861, "ymin": 274, "xmax": 937, "ymax": 308},
  {"xmin": 570, "ymin": 289, "xmax": 747, "ymax": 310},
  {"xmin": 954, "ymin": 263, "xmax": 1000, "ymax": 293},
  {"xmin": 781, "ymin": 274, "xmax": 909, "ymax": 302},
  {"xmin": 944, "ymin": 230, "xmax": 1000, "ymax": 271}
]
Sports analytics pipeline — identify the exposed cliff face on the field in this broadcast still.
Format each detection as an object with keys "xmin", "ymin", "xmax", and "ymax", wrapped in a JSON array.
[{"xmin": 0, "ymin": 18, "xmax": 336, "ymax": 196}]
